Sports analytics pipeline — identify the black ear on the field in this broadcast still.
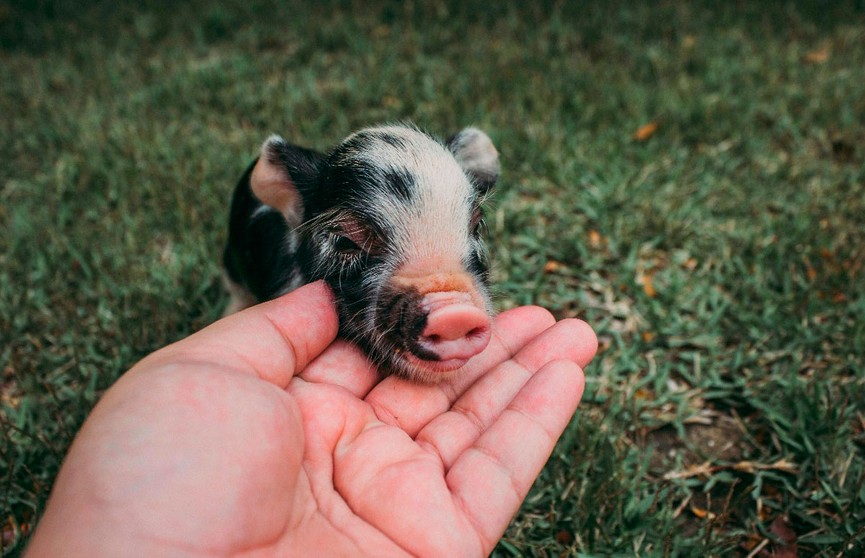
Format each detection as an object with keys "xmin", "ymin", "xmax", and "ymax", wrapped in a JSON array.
[
  {"xmin": 250, "ymin": 135, "xmax": 324, "ymax": 227},
  {"xmin": 446, "ymin": 127, "xmax": 500, "ymax": 194}
]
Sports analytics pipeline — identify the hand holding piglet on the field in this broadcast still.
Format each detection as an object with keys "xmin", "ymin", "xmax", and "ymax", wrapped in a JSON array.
[{"xmin": 27, "ymin": 282, "xmax": 597, "ymax": 557}]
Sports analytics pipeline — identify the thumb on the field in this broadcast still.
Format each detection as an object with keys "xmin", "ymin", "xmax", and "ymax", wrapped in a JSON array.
[{"xmin": 137, "ymin": 281, "xmax": 339, "ymax": 388}]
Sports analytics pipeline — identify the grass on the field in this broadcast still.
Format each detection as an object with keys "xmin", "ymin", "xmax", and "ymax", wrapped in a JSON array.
[{"xmin": 2, "ymin": 0, "xmax": 864, "ymax": 555}]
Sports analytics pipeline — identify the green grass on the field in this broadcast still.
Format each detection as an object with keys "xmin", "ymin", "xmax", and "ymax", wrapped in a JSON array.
[{"xmin": 2, "ymin": 0, "xmax": 865, "ymax": 555}]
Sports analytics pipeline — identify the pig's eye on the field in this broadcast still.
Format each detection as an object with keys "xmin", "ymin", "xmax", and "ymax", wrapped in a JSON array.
[
  {"xmin": 333, "ymin": 235, "xmax": 362, "ymax": 255},
  {"xmin": 332, "ymin": 216, "xmax": 384, "ymax": 257}
]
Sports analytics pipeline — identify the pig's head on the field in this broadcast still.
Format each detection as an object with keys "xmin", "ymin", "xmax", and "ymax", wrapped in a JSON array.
[{"xmin": 249, "ymin": 125, "xmax": 500, "ymax": 383}]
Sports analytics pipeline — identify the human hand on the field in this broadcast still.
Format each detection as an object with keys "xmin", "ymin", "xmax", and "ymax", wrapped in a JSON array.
[{"xmin": 27, "ymin": 281, "xmax": 597, "ymax": 557}]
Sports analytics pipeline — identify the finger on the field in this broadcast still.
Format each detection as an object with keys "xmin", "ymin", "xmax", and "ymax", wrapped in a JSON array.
[
  {"xmin": 297, "ymin": 339, "xmax": 380, "ymax": 397},
  {"xmin": 446, "ymin": 359, "xmax": 586, "ymax": 553},
  {"xmin": 136, "ymin": 281, "xmax": 339, "ymax": 388},
  {"xmin": 363, "ymin": 305, "xmax": 557, "ymax": 436},
  {"xmin": 415, "ymin": 319, "xmax": 596, "ymax": 469}
]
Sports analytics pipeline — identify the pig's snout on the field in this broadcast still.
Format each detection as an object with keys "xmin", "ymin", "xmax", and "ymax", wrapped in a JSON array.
[
  {"xmin": 379, "ymin": 281, "xmax": 493, "ymax": 375},
  {"xmin": 418, "ymin": 292, "xmax": 492, "ymax": 364}
]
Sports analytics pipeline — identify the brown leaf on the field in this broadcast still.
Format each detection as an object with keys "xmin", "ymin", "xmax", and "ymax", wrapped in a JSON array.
[
  {"xmin": 770, "ymin": 459, "xmax": 799, "ymax": 474},
  {"xmin": 555, "ymin": 529, "xmax": 574, "ymax": 545},
  {"xmin": 544, "ymin": 260, "xmax": 562, "ymax": 273},
  {"xmin": 741, "ymin": 533, "xmax": 764, "ymax": 551},
  {"xmin": 733, "ymin": 461, "xmax": 757, "ymax": 474},
  {"xmin": 641, "ymin": 331, "xmax": 656, "ymax": 342},
  {"xmin": 745, "ymin": 538, "xmax": 770, "ymax": 558},
  {"xmin": 664, "ymin": 461, "xmax": 715, "ymax": 480},
  {"xmin": 1, "ymin": 390, "xmax": 20, "ymax": 409},
  {"xmin": 588, "ymin": 229, "xmax": 604, "ymax": 247},
  {"xmin": 689, "ymin": 505, "xmax": 716, "ymax": 520},
  {"xmin": 804, "ymin": 47, "xmax": 830, "ymax": 64},
  {"xmin": 640, "ymin": 274, "xmax": 657, "ymax": 298},
  {"xmin": 2, "ymin": 515, "xmax": 21, "ymax": 549},
  {"xmin": 597, "ymin": 335, "xmax": 612, "ymax": 354},
  {"xmin": 732, "ymin": 459, "xmax": 798, "ymax": 475},
  {"xmin": 769, "ymin": 516, "xmax": 798, "ymax": 558},
  {"xmin": 633, "ymin": 121, "xmax": 660, "ymax": 141}
]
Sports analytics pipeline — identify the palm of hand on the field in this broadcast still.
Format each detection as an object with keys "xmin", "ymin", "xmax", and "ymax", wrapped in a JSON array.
[{"xmin": 27, "ymin": 283, "xmax": 596, "ymax": 558}]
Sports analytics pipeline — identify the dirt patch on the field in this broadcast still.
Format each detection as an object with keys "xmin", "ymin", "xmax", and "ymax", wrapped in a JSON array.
[{"xmin": 639, "ymin": 413, "xmax": 752, "ymax": 475}]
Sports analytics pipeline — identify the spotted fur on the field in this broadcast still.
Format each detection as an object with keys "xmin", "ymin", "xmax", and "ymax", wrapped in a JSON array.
[{"xmin": 223, "ymin": 124, "xmax": 500, "ymax": 382}]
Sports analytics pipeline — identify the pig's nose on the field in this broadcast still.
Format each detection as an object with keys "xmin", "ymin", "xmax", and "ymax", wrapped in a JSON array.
[{"xmin": 418, "ymin": 293, "xmax": 491, "ymax": 363}]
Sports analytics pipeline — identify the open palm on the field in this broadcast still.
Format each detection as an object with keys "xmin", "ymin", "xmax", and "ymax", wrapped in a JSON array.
[{"xmin": 28, "ymin": 282, "xmax": 596, "ymax": 557}]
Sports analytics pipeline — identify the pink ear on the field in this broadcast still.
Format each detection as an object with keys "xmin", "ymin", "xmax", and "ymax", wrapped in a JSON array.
[{"xmin": 250, "ymin": 136, "xmax": 303, "ymax": 227}]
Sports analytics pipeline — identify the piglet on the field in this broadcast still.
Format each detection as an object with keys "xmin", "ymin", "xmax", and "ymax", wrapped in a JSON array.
[{"xmin": 222, "ymin": 124, "xmax": 500, "ymax": 383}]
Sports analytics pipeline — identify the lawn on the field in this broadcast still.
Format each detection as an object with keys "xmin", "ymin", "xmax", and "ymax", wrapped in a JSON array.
[{"xmin": 2, "ymin": 0, "xmax": 864, "ymax": 555}]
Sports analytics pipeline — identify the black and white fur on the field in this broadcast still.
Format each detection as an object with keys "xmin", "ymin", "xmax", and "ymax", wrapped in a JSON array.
[{"xmin": 223, "ymin": 124, "xmax": 499, "ymax": 382}]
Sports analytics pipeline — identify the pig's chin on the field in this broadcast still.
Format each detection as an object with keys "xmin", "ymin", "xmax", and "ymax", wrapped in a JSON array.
[{"xmin": 401, "ymin": 352, "xmax": 471, "ymax": 375}]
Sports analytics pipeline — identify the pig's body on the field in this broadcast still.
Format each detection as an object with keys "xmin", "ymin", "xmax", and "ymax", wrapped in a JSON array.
[{"xmin": 223, "ymin": 124, "xmax": 500, "ymax": 383}]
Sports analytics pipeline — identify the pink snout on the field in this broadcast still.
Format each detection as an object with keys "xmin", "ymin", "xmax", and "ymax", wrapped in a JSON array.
[{"xmin": 417, "ymin": 292, "xmax": 491, "ymax": 365}]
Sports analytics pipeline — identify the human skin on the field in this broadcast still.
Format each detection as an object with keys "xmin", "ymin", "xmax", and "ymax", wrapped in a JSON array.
[{"xmin": 26, "ymin": 281, "xmax": 597, "ymax": 557}]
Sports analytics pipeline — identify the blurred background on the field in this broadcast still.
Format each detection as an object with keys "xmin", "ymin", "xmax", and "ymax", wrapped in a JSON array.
[{"xmin": 2, "ymin": 1, "xmax": 864, "ymax": 555}]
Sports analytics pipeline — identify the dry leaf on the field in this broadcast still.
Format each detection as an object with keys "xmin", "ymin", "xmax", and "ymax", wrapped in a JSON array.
[
  {"xmin": 769, "ymin": 459, "xmax": 799, "ymax": 474},
  {"xmin": 741, "ymin": 533, "xmax": 764, "ymax": 552},
  {"xmin": 769, "ymin": 516, "xmax": 798, "ymax": 558},
  {"xmin": 672, "ymin": 494, "xmax": 692, "ymax": 519},
  {"xmin": 1, "ymin": 391, "xmax": 20, "ymax": 409},
  {"xmin": 1, "ymin": 515, "xmax": 30, "ymax": 548},
  {"xmin": 640, "ymin": 274, "xmax": 657, "ymax": 298},
  {"xmin": 690, "ymin": 505, "xmax": 716, "ymax": 520},
  {"xmin": 804, "ymin": 47, "xmax": 830, "ymax": 64},
  {"xmin": 597, "ymin": 335, "xmax": 612, "ymax": 354},
  {"xmin": 745, "ymin": 538, "xmax": 770, "ymax": 558},
  {"xmin": 544, "ymin": 260, "xmax": 562, "ymax": 273},
  {"xmin": 555, "ymin": 529, "xmax": 574, "ymax": 545},
  {"xmin": 664, "ymin": 461, "xmax": 714, "ymax": 480},
  {"xmin": 634, "ymin": 121, "xmax": 660, "ymax": 141},
  {"xmin": 732, "ymin": 459, "xmax": 798, "ymax": 475}
]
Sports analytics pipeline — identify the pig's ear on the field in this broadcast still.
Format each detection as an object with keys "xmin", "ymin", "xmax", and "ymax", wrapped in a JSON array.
[
  {"xmin": 446, "ymin": 127, "xmax": 500, "ymax": 194},
  {"xmin": 250, "ymin": 135, "xmax": 323, "ymax": 227}
]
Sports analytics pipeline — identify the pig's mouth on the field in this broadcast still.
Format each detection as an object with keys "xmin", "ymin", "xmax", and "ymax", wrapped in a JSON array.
[{"xmin": 403, "ymin": 352, "xmax": 471, "ymax": 372}]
